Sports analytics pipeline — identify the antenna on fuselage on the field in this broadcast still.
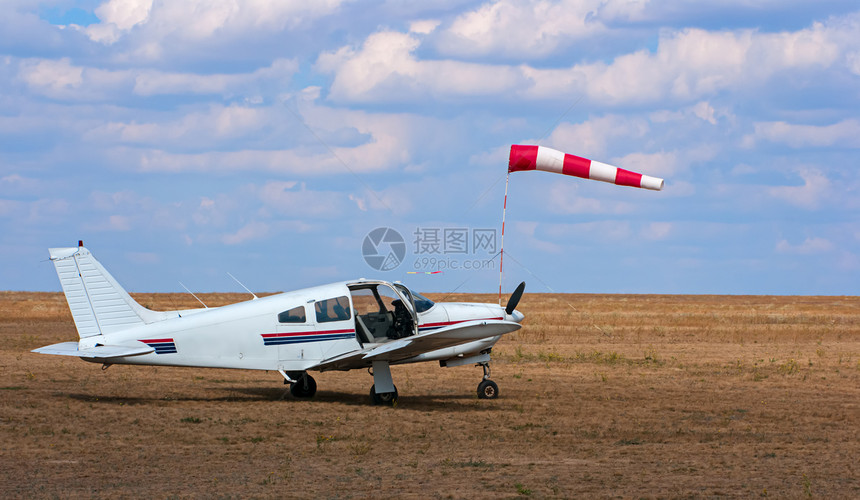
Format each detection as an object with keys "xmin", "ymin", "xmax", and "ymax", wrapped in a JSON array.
[
  {"xmin": 227, "ymin": 272, "xmax": 258, "ymax": 300},
  {"xmin": 179, "ymin": 281, "xmax": 208, "ymax": 308}
]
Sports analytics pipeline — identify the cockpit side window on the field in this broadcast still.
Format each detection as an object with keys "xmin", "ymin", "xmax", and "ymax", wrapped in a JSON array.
[
  {"xmin": 350, "ymin": 287, "xmax": 383, "ymax": 315},
  {"xmin": 278, "ymin": 305, "xmax": 306, "ymax": 323},
  {"xmin": 315, "ymin": 296, "xmax": 352, "ymax": 323}
]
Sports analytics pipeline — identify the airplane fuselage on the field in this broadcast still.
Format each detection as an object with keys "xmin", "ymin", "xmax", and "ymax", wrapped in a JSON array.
[{"xmin": 76, "ymin": 281, "xmax": 514, "ymax": 373}]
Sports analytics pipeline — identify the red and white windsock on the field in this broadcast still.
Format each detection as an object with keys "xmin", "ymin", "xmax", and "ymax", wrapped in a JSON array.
[{"xmin": 508, "ymin": 145, "xmax": 664, "ymax": 191}]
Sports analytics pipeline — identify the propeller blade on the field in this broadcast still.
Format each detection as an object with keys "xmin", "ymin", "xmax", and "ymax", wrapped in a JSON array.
[{"xmin": 505, "ymin": 281, "xmax": 526, "ymax": 315}]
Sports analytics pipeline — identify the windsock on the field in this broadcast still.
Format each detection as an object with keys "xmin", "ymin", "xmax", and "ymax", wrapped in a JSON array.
[{"xmin": 508, "ymin": 145, "xmax": 664, "ymax": 191}]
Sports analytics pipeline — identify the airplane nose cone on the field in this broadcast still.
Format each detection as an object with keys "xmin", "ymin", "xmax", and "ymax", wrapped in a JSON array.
[{"xmin": 511, "ymin": 309, "xmax": 524, "ymax": 323}]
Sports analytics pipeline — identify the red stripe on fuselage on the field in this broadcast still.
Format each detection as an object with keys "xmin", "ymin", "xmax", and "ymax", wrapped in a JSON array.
[
  {"xmin": 140, "ymin": 338, "xmax": 174, "ymax": 343},
  {"xmin": 261, "ymin": 328, "xmax": 355, "ymax": 339}
]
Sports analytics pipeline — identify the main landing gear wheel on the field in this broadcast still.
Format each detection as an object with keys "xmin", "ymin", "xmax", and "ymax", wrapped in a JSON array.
[
  {"xmin": 370, "ymin": 384, "xmax": 398, "ymax": 406},
  {"xmin": 477, "ymin": 362, "xmax": 498, "ymax": 399},
  {"xmin": 290, "ymin": 373, "xmax": 317, "ymax": 398},
  {"xmin": 477, "ymin": 379, "xmax": 499, "ymax": 399}
]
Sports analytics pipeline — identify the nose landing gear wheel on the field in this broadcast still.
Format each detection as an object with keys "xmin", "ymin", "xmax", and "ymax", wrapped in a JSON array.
[
  {"xmin": 290, "ymin": 373, "xmax": 317, "ymax": 398},
  {"xmin": 370, "ymin": 384, "xmax": 398, "ymax": 405},
  {"xmin": 477, "ymin": 379, "xmax": 499, "ymax": 399}
]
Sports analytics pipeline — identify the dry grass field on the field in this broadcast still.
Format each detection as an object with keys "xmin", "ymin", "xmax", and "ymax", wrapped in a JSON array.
[{"xmin": 1, "ymin": 291, "xmax": 858, "ymax": 498}]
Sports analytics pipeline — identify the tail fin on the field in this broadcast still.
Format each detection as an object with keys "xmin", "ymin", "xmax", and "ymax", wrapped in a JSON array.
[{"xmin": 49, "ymin": 244, "xmax": 166, "ymax": 338}]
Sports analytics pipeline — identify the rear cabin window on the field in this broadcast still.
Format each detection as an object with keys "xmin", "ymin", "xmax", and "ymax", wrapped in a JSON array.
[
  {"xmin": 315, "ymin": 296, "xmax": 351, "ymax": 323},
  {"xmin": 278, "ymin": 305, "xmax": 306, "ymax": 323}
]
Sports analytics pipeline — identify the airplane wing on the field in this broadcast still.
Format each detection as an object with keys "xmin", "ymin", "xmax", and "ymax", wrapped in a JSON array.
[
  {"xmin": 311, "ymin": 319, "xmax": 520, "ymax": 371},
  {"xmin": 32, "ymin": 341, "xmax": 155, "ymax": 359},
  {"xmin": 309, "ymin": 347, "xmax": 371, "ymax": 372}
]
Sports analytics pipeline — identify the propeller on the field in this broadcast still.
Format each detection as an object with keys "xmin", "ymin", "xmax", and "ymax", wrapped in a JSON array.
[{"xmin": 505, "ymin": 281, "xmax": 526, "ymax": 315}]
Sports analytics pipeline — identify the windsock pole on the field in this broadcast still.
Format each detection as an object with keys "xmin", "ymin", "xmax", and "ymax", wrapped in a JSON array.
[{"xmin": 498, "ymin": 171, "xmax": 510, "ymax": 305}]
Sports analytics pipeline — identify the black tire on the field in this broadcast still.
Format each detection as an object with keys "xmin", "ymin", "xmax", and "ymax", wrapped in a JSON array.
[
  {"xmin": 370, "ymin": 384, "xmax": 398, "ymax": 405},
  {"xmin": 477, "ymin": 379, "xmax": 499, "ymax": 399},
  {"xmin": 290, "ymin": 374, "xmax": 317, "ymax": 398}
]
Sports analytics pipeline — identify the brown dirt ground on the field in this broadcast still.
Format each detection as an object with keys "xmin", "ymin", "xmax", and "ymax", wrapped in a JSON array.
[{"xmin": 1, "ymin": 291, "xmax": 858, "ymax": 499}]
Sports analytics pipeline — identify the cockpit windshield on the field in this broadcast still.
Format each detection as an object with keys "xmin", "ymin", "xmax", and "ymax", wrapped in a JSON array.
[
  {"xmin": 392, "ymin": 283, "xmax": 435, "ymax": 314},
  {"xmin": 411, "ymin": 292, "xmax": 435, "ymax": 313}
]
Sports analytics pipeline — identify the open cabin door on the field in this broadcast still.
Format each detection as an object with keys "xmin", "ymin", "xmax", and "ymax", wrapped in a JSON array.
[
  {"xmin": 349, "ymin": 282, "xmax": 418, "ymax": 345},
  {"xmin": 393, "ymin": 283, "xmax": 419, "ymax": 326}
]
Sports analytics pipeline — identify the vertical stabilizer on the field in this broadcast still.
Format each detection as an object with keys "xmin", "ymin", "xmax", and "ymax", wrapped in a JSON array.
[{"xmin": 49, "ymin": 245, "xmax": 164, "ymax": 338}]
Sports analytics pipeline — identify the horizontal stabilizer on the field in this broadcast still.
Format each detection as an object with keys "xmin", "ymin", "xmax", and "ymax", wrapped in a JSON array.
[{"xmin": 32, "ymin": 341, "xmax": 154, "ymax": 359}]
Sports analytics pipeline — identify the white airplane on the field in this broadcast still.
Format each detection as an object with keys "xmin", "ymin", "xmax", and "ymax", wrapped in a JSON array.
[{"xmin": 33, "ymin": 243, "xmax": 525, "ymax": 405}]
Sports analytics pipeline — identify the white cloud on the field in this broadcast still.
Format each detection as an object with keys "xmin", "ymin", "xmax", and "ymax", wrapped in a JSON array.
[
  {"xmin": 611, "ymin": 143, "xmax": 716, "ymax": 179},
  {"xmin": 0, "ymin": 199, "xmax": 22, "ymax": 217},
  {"xmin": 611, "ymin": 151, "xmax": 678, "ymax": 178},
  {"xmin": 469, "ymin": 144, "xmax": 511, "ymax": 167},
  {"xmin": 641, "ymin": 221, "xmax": 672, "ymax": 241},
  {"xmin": 848, "ymin": 51, "xmax": 860, "ymax": 76},
  {"xmin": 751, "ymin": 119, "xmax": 860, "ymax": 148},
  {"xmin": 127, "ymin": 252, "xmax": 161, "ymax": 264},
  {"xmin": 436, "ymin": 0, "xmax": 611, "ymax": 58},
  {"xmin": 26, "ymin": 199, "xmax": 70, "ymax": 224},
  {"xmin": 256, "ymin": 180, "xmax": 400, "ymax": 218},
  {"xmin": 768, "ymin": 168, "xmax": 831, "ymax": 209},
  {"xmin": 17, "ymin": 57, "xmax": 297, "ymax": 100},
  {"xmin": 192, "ymin": 194, "xmax": 241, "ymax": 228},
  {"xmin": 222, "ymin": 221, "xmax": 269, "ymax": 245},
  {"xmin": 409, "ymin": 19, "xmax": 440, "ymax": 35},
  {"xmin": 86, "ymin": 0, "xmax": 347, "ymax": 47},
  {"xmin": 133, "ymin": 58, "xmax": 298, "ymax": 96},
  {"xmin": 545, "ymin": 115, "xmax": 649, "ymax": 158},
  {"xmin": 86, "ymin": 104, "xmax": 270, "ymax": 148},
  {"xmin": 512, "ymin": 221, "xmax": 563, "ymax": 253},
  {"xmin": 87, "ymin": 0, "xmax": 153, "ymax": 44},
  {"xmin": 317, "ymin": 31, "xmax": 526, "ymax": 103},
  {"xmin": 691, "ymin": 101, "xmax": 716, "ymax": 125},
  {"xmin": 525, "ymin": 24, "xmax": 842, "ymax": 103},
  {"xmin": 107, "ymin": 214, "xmax": 132, "ymax": 231},
  {"xmin": 319, "ymin": 15, "xmax": 857, "ymax": 105},
  {"xmin": 18, "ymin": 58, "xmax": 83, "ymax": 95},
  {"xmin": 258, "ymin": 181, "xmax": 352, "ymax": 218},
  {"xmin": 0, "ymin": 174, "xmax": 44, "ymax": 195},
  {"xmin": 546, "ymin": 183, "xmax": 635, "ymax": 214},
  {"xmin": 837, "ymin": 251, "xmax": 860, "ymax": 271},
  {"xmin": 435, "ymin": 0, "xmax": 654, "ymax": 59},
  {"xmin": 775, "ymin": 237, "xmax": 833, "ymax": 255},
  {"xmin": 543, "ymin": 220, "xmax": 633, "ymax": 242},
  {"xmin": 348, "ymin": 193, "xmax": 367, "ymax": 211},
  {"xmin": 88, "ymin": 190, "xmax": 187, "ymax": 231},
  {"xmin": 120, "ymin": 93, "xmax": 433, "ymax": 175},
  {"xmin": 663, "ymin": 180, "xmax": 695, "ymax": 196},
  {"xmin": 650, "ymin": 100, "xmax": 733, "ymax": 125}
]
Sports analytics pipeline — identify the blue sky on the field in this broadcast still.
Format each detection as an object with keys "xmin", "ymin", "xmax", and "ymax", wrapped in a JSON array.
[{"xmin": 1, "ymin": 0, "xmax": 858, "ymax": 295}]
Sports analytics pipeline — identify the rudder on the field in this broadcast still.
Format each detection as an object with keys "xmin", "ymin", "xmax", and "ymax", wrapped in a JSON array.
[{"xmin": 50, "ymin": 244, "xmax": 163, "ymax": 338}]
